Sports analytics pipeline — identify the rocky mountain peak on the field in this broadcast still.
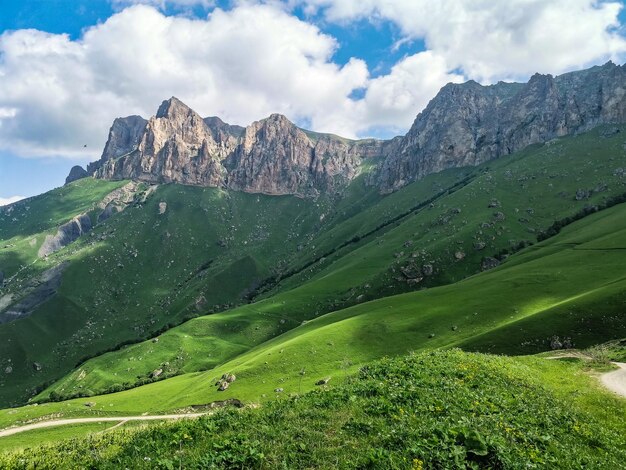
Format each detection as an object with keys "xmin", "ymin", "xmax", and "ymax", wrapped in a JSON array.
[
  {"xmin": 155, "ymin": 96, "xmax": 193, "ymax": 119},
  {"xmin": 83, "ymin": 99, "xmax": 385, "ymax": 196},
  {"xmin": 73, "ymin": 62, "xmax": 626, "ymax": 195},
  {"xmin": 377, "ymin": 61, "xmax": 626, "ymax": 192}
]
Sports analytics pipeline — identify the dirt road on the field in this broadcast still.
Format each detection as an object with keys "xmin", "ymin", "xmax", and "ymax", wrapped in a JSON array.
[
  {"xmin": 0, "ymin": 413, "xmax": 205, "ymax": 438},
  {"xmin": 601, "ymin": 362, "xmax": 626, "ymax": 398}
]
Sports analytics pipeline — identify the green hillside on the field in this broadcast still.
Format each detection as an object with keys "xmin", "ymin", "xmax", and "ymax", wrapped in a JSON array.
[
  {"xmin": 23, "ymin": 195, "xmax": 626, "ymax": 417},
  {"xmin": 0, "ymin": 181, "xmax": 332, "ymax": 406},
  {"xmin": 2, "ymin": 350, "xmax": 625, "ymax": 468},
  {"xmin": 35, "ymin": 124, "xmax": 626, "ymax": 401}
]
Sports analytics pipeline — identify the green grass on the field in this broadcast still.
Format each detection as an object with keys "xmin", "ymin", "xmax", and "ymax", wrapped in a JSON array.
[
  {"xmin": 1, "ymin": 350, "xmax": 624, "ymax": 468},
  {"xmin": 0, "ymin": 422, "xmax": 115, "ymax": 452},
  {"xmin": 0, "ymin": 419, "xmax": 162, "ymax": 453},
  {"xmin": 4, "ymin": 124, "xmax": 626, "ymax": 409},
  {"xmin": 0, "ymin": 182, "xmax": 330, "ymax": 406},
  {"xmin": 0, "ymin": 186, "xmax": 623, "ymax": 441},
  {"xmin": 39, "ymin": 163, "xmax": 626, "ymax": 404}
]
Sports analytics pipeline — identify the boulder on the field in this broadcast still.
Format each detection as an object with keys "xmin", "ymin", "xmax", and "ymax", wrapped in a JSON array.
[
  {"xmin": 65, "ymin": 165, "xmax": 88, "ymax": 185},
  {"xmin": 481, "ymin": 257, "xmax": 500, "ymax": 271},
  {"xmin": 421, "ymin": 264, "xmax": 434, "ymax": 276},
  {"xmin": 575, "ymin": 189, "xmax": 590, "ymax": 201}
]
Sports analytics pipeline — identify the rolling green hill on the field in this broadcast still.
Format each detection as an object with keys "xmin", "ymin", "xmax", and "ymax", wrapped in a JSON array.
[
  {"xmin": 33, "ymin": 124, "xmax": 626, "ymax": 402},
  {"xmin": 1, "ymin": 350, "xmax": 625, "ymax": 468},
  {"xmin": 21, "ymin": 192, "xmax": 626, "ymax": 418}
]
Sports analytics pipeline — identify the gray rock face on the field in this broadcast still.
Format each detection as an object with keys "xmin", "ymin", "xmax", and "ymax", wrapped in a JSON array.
[
  {"xmin": 87, "ymin": 116, "xmax": 147, "ymax": 175},
  {"xmin": 95, "ymin": 98, "xmax": 227, "ymax": 187},
  {"xmin": 0, "ymin": 262, "xmax": 69, "ymax": 324},
  {"xmin": 204, "ymin": 116, "xmax": 245, "ymax": 141},
  {"xmin": 81, "ymin": 62, "xmax": 626, "ymax": 195},
  {"xmin": 89, "ymin": 99, "xmax": 387, "ymax": 196},
  {"xmin": 38, "ymin": 214, "xmax": 92, "ymax": 257},
  {"xmin": 225, "ymin": 114, "xmax": 379, "ymax": 196},
  {"xmin": 65, "ymin": 166, "xmax": 88, "ymax": 185},
  {"xmin": 378, "ymin": 61, "xmax": 626, "ymax": 192}
]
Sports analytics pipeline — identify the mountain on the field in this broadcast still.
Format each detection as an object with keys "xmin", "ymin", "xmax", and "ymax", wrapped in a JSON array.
[
  {"xmin": 71, "ymin": 62, "xmax": 626, "ymax": 197},
  {"xmin": 378, "ymin": 61, "xmax": 626, "ymax": 191},
  {"xmin": 81, "ymin": 98, "xmax": 388, "ymax": 197}
]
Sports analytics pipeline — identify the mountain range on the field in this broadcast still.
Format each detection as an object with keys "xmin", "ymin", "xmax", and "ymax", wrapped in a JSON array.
[{"xmin": 69, "ymin": 61, "xmax": 626, "ymax": 195}]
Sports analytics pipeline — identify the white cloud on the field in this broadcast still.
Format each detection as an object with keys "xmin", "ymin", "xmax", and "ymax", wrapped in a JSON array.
[
  {"xmin": 1, "ymin": 1, "xmax": 625, "ymax": 160},
  {"xmin": 0, "ymin": 4, "xmax": 375, "ymax": 157},
  {"xmin": 0, "ymin": 196, "xmax": 25, "ymax": 207},
  {"xmin": 356, "ymin": 51, "xmax": 464, "ymax": 133},
  {"xmin": 302, "ymin": 0, "xmax": 626, "ymax": 82}
]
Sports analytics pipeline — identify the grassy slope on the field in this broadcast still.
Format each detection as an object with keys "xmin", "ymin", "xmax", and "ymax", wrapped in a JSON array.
[
  {"xmin": 40, "ymin": 124, "xmax": 626, "ymax": 400},
  {"xmin": 1, "ymin": 350, "xmax": 624, "ymax": 468},
  {"xmin": 0, "ymin": 182, "xmax": 333, "ymax": 407},
  {"xmin": 1, "ymin": 185, "xmax": 626, "ymax": 439},
  {"xmin": 0, "ymin": 178, "xmax": 127, "ymax": 273}
]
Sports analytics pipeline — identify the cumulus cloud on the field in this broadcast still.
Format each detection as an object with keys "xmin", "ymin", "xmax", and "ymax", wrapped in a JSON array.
[
  {"xmin": 0, "ymin": 3, "xmax": 369, "ymax": 158},
  {"xmin": 1, "ymin": 1, "xmax": 625, "ymax": 160},
  {"xmin": 0, "ymin": 196, "xmax": 25, "ymax": 207},
  {"xmin": 302, "ymin": 0, "xmax": 626, "ymax": 82},
  {"xmin": 354, "ymin": 51, "xmax": 464, "ymax": 134}
]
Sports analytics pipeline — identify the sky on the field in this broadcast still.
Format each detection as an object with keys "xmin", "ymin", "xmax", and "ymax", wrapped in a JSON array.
[{"xmin": 1, "ymin": 0, "xmax": 626, "ymax": 204}]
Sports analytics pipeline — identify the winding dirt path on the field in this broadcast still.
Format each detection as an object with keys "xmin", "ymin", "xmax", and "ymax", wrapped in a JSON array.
[
  {"xmin": 601, "ymin": 362, "xmax": 626, "ymax": 398},
  {"xmin": 0, "ymin": 413, "xmax": 205, "ymax": 438}
]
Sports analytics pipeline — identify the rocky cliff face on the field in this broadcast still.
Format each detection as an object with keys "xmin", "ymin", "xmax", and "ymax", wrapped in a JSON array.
[
  {"xmin": 378, "ymin": 61, "xmax": 626, "ymax": 192},
  {"xmin": 77, "ymin": 62, "xmax": 626, "ymax": 196},
  {"xmin": 87, "ymin": 98, "xmax": 387, "ymax": 196},
  {"xmin": 225, "ymin": 114, "xmax": 382, "ymax": 196},
  {"xmin": 87, "ymin": 115, "xmax": 147, "ymax": 174},
  {"xmin": 65, "ymin": 165, "xmax": 88, "ymax": 185},
  {"xmin": 94, "ymin": 98, "xmax": 228, "ymax": 186}
]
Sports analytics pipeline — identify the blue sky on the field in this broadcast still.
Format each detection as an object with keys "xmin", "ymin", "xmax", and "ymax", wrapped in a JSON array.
[{"xmin": 1, "ymin": 0, "xmax": 625, "ymax": 202}]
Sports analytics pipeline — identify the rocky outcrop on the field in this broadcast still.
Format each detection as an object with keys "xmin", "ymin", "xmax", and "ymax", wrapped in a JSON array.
[
  {"xmin": 87, "ymin": 99, "xmax": 388, "ymax": 197},
  {"xmin": 225, "ymin": 114, "xmax": 377, "ymax": 196},
  {"xmin": 378, "ymin": 61, "xmax": 626, "ymax": 191},
  {"xmin": 87, "ymin": 116, "xmax": 147, "ymax": 174},
  {"xmin": 65, "ymin": 166, "xmax": 88, "ymax": 185},
  {"xmin": 204, "ymin": 116, "xmax": 245, "ymax": 141},
  {"xmin": 38, "ymin": 214, "xmax": 92, "ymax": 257},
  {"xmin": 96, "ymin": 181, "xmax": 141, "ymax": 223},
  {"xmin": 94, "ymin": 98, "xmax": 228, "ymax": 187},
  {"xmin": 0, "ymin": 262, "xmax": 69, "ymax": 324}
]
